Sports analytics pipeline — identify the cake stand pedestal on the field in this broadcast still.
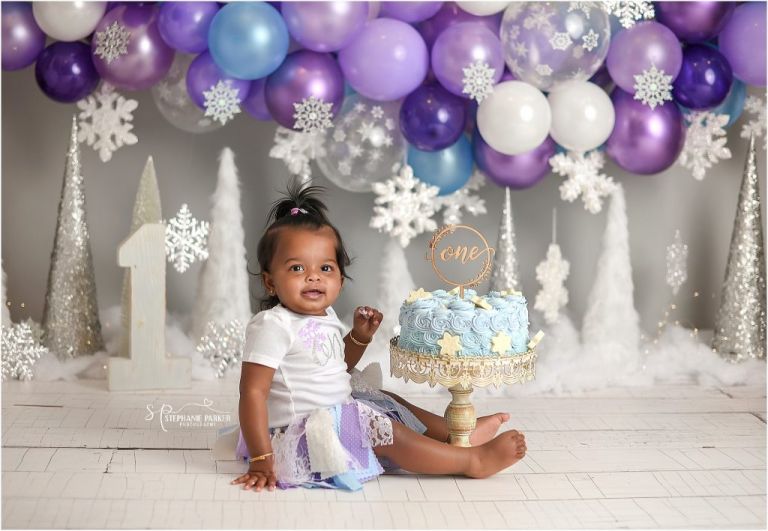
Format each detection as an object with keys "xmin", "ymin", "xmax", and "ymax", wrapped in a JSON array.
[{"xmin": 390, "ymin": 337, "xmax": 538, "ymax": 447}]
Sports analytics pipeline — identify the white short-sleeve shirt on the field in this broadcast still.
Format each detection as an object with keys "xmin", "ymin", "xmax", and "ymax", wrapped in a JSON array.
[{"xmin": 242, "ymin": 304, "xmax": 352, "ymax": 428}]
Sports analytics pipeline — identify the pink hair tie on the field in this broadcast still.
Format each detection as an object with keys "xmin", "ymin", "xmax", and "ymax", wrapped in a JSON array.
[{"xmin": 290, "ymin": 207, "xmax": 307, "ymax": 216}]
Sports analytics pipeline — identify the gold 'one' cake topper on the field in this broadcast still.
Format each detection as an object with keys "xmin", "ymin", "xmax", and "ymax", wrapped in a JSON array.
[{"xmin": 426, "ymin": 224, "xmax": 495, "ymax": 298}]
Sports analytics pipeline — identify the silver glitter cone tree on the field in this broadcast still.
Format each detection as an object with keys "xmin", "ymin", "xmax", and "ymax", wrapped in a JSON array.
[
  {"xmin": 712, "ymin": 134, "xmax": 766, "ymax": 361},
  {"xmin": 2, "ymin": 261, "xmax": 10, "ymax": 327},
  {"xmin": 490, "ymin": 187, "xmax": 521, "ymax": 292},
  {"xmin": 42, "ymin": 116, "xmax": 105, "ymax": 359}
]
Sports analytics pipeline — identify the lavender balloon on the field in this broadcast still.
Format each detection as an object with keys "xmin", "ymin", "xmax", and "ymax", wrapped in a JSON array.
[
  {"xmin": 281, "ymin": 2, "xmax": 368, "ymax": 52},
  {"xmin": 606, "ymin": 21, "xmax": 682, "ymax": 94},
  {"xmin": 718, "ymin": 2, "xmax": 766, "ymax": 87},
  {"xmin": 432, "ymin": 22, "xmax": 504, "ymax": 98},
  {"xmin": 338, "ymin": 18, "xmax": 428, "ymax": 101},
  {"xmin": 400, "ymin": 83, "xmax": 467, "ymax": 151},
  {"xmin": 35, "ymin": 42, "xmax": 100, "ymax": 103},
  {"xmin": 380, "ymin": 2, "xmax": 444, "ymax": 23},
  {"xmin": 672, "ymin": 44, "xmax": 732, "ymax": 110},
  {"xmin": 2, "ymin": 2, "xmax": 45, "ymax": 71},
  {"xmin": 186, "ymin": 51, "xmax": 251, "ymax": 110},
  {"xmin": 265, "ymin": 50, "xmax": 344, "ymax": 131},
  {"xmin": 606, "ymin": 88, "xmax": 685, "ymax": 175},
  {"xmin": 417, "ymin": 2, "xmax": 502, "ymax": 50},
  {"xmin": 655, "ymin": 2, "xmax": 735, "ymax": 43},
  {"xmin": 242, "ymin": 78, "xmax": 272, "ymax": 121},
  {"xmin": 91, "ymin": 4, "xmax": 174, "ymax": 91},
  {"xmin": 473, "ymin": 129, "xmax": 554, "ymax": 189},
  {"xmin": 158, "ymin": 2, "xmax": 219, "ymax": 53}
]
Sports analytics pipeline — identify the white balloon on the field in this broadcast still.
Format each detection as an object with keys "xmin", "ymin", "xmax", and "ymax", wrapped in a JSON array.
[
  {"xmin": 33, "ymin": 2, "xmax": 107, "ymax": 42},
  {"xmin": 477, "ymin": 81, "xmax": 551, "ymax": 156},
  {"xmin": 548, "ymin": 80, "xmax": 615, "ymax": 152},
  {"xmin": 457, "ymin": 2, "xmax": 509, "ymax": 16}
]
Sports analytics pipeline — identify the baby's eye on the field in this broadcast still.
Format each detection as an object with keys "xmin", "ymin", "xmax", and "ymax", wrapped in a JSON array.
[
  {"xmin": 321, "ymin": 264, "xmax": 334, "ymax": 272},
  {"xmin": 290, "ymin": 264, "xmax": 304, "ymax": 272}
]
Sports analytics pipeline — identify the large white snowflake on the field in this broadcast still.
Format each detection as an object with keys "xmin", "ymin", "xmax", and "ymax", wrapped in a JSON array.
[
  {"xmin": 582, "ymin": 29, "xmax": 599, "ymax": 51},
  {"xmin": 1, "ymin": 321, "xmax": 48, "ymax": 381},
  {"xmin": 462, "ymin": 60, "xmax": 496, "ymax": 103},
  {"xmin": 741, "ymin": 95, "xmax": 767, "ymax": 149},
  {"xmin": 93, "ymin": 21, "xmax": 131, "ymax": 63},
  {"xmin": 370, "ymin": 164, "xmax": 440, "ymax": 248},
  {"xmin": 678, "ymin": 111, "xmax": 731, "ymax": 181},
  {"xmin": 550, "ymin": 150, "xmax": 617, "ymax": 214},
  {"xmin": 203, "ymin": 80, "xmax": 242, "ymax": 126},
  {"xmin": 534, "ymin": 243, "xmax": 570, "ymax": 324},
  {"xmin": 549, "ymin": 32, "xmax": 573, "ymax": 51},
  {"xmin": 293, "ymin": 95, "xmax": 334, "ymax": 133},
  {"xmin": 633, "ymin": 65, "xmax": 673, "ymax": 109},
  {"xmin": 601, "ymin": 0, "xmax": 655, "ymax": 28},
  {"xmin": 196, "ymin": 320, "xmax": 245, "ymax": 378},
  {"xmin": 665, "ymin": 229, "xmax": 688, "ymax": 296},
  {"xmin": 77, "ymin": 83, "xmax": 138, "ymax": 163},
  {"xmin": 435, "ymin": 170, "xmax": 487, "ymax": 225},
  {"xmin": 269, "ymin": 126, "xmax": 326, "ymax": 180},
  {"xmin": 165, "ymin": 204, "xmax": 210, "ymax": 274}
]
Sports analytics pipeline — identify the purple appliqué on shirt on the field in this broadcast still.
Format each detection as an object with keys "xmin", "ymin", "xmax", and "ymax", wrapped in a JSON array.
[{"xmin": 298, "ymin": 319, "xmax": 327, "ymax": 351}]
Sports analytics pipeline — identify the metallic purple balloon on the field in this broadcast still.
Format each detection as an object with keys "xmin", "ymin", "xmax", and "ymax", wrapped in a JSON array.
[
  {"xmin": 380, "ymin": 2, "xmax": 444, "ymax": 23},
  {"xmin": 606, "ymin": 88, "xmax": 686, "ymax": 175},
  {"xmin": 400, "ymin": 83, "xmax": 467, "ymax": 151},
  {"xmin": 655, "ymin": 1, "xmax": 735, "ymax": 43},
  {"xmin": 186, "ymin": 51, "xmax": 251, "ymax": 110},
  {"xmin": 91, "ymin": 4, "xmax": 174, "ymax": 91},
  {"xmin": 672, "ymin": 44, "xmax": 732, "ymax": 110},
  {"xmin": 281, "ymin": 1, "xmax": 368, "ymax": 52},
  {"xmin": 35, "ymin": 41, "xmax": 100, "ymax": 103},
  {"xmin": 2, "ymin": 2, "xmax": 46, "ymax": 71},
  {"xmin": 473, "ymin": 129, "xmax": 555, "ymax": 189},
  {"xmin": 718, "ymin": 2, "xmax": 766, "ymax": 87},
  {"xmin": 265, "ymin": 50, "xmax": 345, "ymax": 130},
  {"xmin": 158, "ymin": 1, "xmax": 219, "ymax": 53},
  {"xmin": 417, "ymin": 2, "xmax": 502, "ymax": 50},
  {"xmin": 242, "ymin": 78, "xmax": 272, "ymax": 121}
]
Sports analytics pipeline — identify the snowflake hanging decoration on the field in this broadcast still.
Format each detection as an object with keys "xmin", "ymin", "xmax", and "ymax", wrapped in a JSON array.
[
  {"xmin": 741, "ymin": 95, "xmax": 767, "ymax": 149},
  {"xmin": 269, "ymin": 126, "xmax": 326, "ymax": 180},
  {"xmin": 93, "ymin": 21, "xmax": 131, "ymax": 63},
  {"xmin": 534, "ymin": 243, "xmax": 570, "ymax": 324},
  {"xmin": 436, "ymin": 170, "xmax": 487, "ymax": 225},
  {"xmin": 665, "ymin": 229, "xmax": 688, "ymax": 296},
  {"xmin": 601, "ymin": 0, "xmax": 655, "ymax": 28},
  {"xmin": 370, "ymin": 164, "xmax": 440, "ymax": 248},
  {"xmin": 462, "ymin": 60, "xmax": 496, "ymax": 103},
  {"xmin": 582, "ymin": 29, "xmax": 599, "ymax": 51},
  {"xmin": 203, "ymin": 80, "xmax": 242, "ymax": 126},
  {"xmin": 678, "ymin": 111, "xmax": 731, "ymax": 181},
  {"xmin": 196, "ymin": 320, "xmax": 245, "ymax": 378},
  {"xmin": 77, "ymin": 83, "xmax": 138, "ymax": 163},
  {"xmin": 1, "ymin": 322, "xmax": 48, "ymax": 381},
  {"xmin": 633, "ymin": 65, "xmax": 673, "ymax": 109},
  {"xmin": 549, "ymin": 32, "xmax": 573, "ymax": 51},
  {"xmin": 164, "ymin": 204, "xmax": 210, "ymax": 274},
  {"xmin": 293, "ymin": 95, "xmax": 334, "ymax": 133},
  {"xmin": 550, "ymin": 150, "xmax": 617, "ymax": 214}
]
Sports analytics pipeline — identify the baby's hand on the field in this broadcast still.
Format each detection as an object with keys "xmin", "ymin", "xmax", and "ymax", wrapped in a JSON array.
[
  {"xmin": 352, "ymin": 306, "xmax": 383, "ymax": 344},
  {"xmin": 231, "ymin": 465, "xmax": 277, "ymax": 492}
]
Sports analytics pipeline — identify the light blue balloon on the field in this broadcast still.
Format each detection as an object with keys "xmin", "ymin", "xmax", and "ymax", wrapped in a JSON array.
[
  {"xmin": 208, "ymin": 2, "xmax": 289, "ymax": 80},
  {"xmin": 408, "ymin": 135, "xmax": 473, "ymax": 196},
  {"xmin": 712, "ymin": 78, "xmax": 746, "ymax": 128}
]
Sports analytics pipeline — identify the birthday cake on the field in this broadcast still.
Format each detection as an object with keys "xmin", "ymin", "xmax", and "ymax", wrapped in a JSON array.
[{"xmin": 396, "ymin": 287, "xmax": 530, "ymax": 357}]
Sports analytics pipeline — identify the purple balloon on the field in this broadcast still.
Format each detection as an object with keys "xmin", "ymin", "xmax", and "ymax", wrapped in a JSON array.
[
  {"xmin": 91, "ymin": 4, "xmax": 174, "ymax": 91},
  {"xmin": 2, "ymin": 2, "xmax": 45, "ymax": 71},
  {"xmin": 400, "ymin": 83, "xmax": 466, "ymax": 151},
  {"xmin": 417, "ymin": 2, "xmax": 502, "ymax": 50},
  {"xmin": 242, "ymin": 78, "xmax": 272, "ymax": 121},
  {"xmin": 473, "ymin": 129, "xmax": 555, "ymax": 189},
  {"xmin": 282, "ymin": 2, "xmax": 368, "ymax": 52},
  {"xmin": 265, "ymin": 50, "xmax": 344, "ymax": 130},
  {"xmin": 380, "ymin": 2, "xmax": 444, "ymax": 23},
  {"xmin": 655, "ymin": 2, "xmax": 735, "ymax": 43},
  {"xmin": 606, "ymin": 21, "xmax": 683, "ymax": 94},
  {"xmin": 35, "ymin": 41, "xmax": 100, "ymax": 103},
  {"xmin": 158, "ymin": 2, "xmax": 219, "ymax": 53},
  {"xmin": 432, "ymin": 22, "xmax": 504, "ymax": 98},
  {"xmin": 606, "ymin": 88, "xmax": 685, "ymax": 175},
  {"xmin": 718, "ymin": 2, "xmax": 766, "ymax": 87},
  {"xmin": 338, "ymin": 18, "xmax": 428, "ymax": 101},
  {"xmin": 186, "ymin": 51, "xmax": 251, "ymax": 110},
  {"xmin": 672, "ymin": 44, "xmax": 732, "ymax": 110}
]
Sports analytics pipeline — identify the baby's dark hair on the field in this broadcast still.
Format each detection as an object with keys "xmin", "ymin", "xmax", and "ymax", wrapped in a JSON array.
[{"xmin": 255, "ymin": 180, "xmax": 351, "ymax": 310}]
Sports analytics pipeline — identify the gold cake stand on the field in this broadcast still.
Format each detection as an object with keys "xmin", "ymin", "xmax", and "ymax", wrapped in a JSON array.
[{"xmin": 390, "ymin": 337, "xmax": 538, "ymax": 447}]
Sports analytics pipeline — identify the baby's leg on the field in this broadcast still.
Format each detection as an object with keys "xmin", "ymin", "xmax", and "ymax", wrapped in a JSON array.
[{"xmin": 374, "ymin": 420, "xmax": 526, "ymax": 478}]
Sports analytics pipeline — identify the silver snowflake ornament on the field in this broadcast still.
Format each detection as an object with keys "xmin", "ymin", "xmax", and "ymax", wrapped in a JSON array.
[
  {"xmin": 741, "ymin": 95, "xmax": 767, "ymax": 150},
  {"xmin": 164, "ymin": 204, "xmax": 210, "ymax": 274},
  {"xmin": 633, "ymin": 65, "xmax": 673, "ymax": 109},
  {"xmin": 602, "ymin": 0, "xmax": 655, "ymax": 28},
  {"xmin": 77, "ymin": 83, "xmax": 138, "ymax": 163},
  {"xmin": 94, "ymin": 21, "xmax": 131, "ymax": 63},
  {"xmin": 462, "ymin": 60, "xmax": 496, "ymax": 103},
  {"xmin": 370, "ymin": 164, "xmax": 440, "ymax": 248},
  {"xmin": 665, "ymin": 229, "xmax": 688, "ymax": 296},
  {"xmin": 203, "ymin": 80, "xmax": 242, "ymax": 126},
  {"xmin": 196, "ymin": 320, "xmax": 245, "ymax": 378},
  {"xmin": 293, "ymin": 95, "xmax": 334, "ymax": 133},
  {"xmin": 269, "ymin": 126, "xmax": 326, "ymax": 180},
  {"xmin": 2, "ymin": 322, "xmax": 48, "ymax": 381},
  {"xmin": 678, "ymin": 111, "xmax": 731, "ymax": 180},
  {"xmin": 435, "ymin": 170, "xmax": 487, "ymax": 225},
  {"xmin": 550, "ymin": 150, "xmax": 617, "ymax": 214},
  {"xmin": 534, "ymin": 243, "xmax": 570, "ymax": 324}
]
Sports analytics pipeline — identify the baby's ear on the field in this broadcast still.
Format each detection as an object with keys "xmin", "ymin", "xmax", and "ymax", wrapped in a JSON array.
[{"xmin": 262, "ymin": 272, "xmax": 274, "ymax": 293}]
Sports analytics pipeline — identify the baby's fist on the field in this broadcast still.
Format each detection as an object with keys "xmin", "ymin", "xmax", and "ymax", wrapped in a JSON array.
[{"xmin": 352, "ymin": 306, "xmax": 383, "ymax": 343}]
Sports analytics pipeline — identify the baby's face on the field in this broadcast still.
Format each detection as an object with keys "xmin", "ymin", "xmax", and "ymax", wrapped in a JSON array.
[{"xmin": 264, "ymin": 226, "xmax": 343, "ymax": 316}]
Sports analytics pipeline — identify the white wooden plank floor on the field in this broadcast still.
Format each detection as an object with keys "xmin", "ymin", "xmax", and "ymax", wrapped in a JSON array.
[{"xmin": 1, "ymin": 377, "xmax": 765, "ymax": 529}]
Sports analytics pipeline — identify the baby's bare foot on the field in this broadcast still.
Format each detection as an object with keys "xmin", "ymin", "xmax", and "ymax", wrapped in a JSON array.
[
  {"xmin": 467, "ymin": 430, "xmax": 526, "ymax": 479},
  {"xmin": 470, "ymin": 412, "xmax": 510, "ymax": 446}
]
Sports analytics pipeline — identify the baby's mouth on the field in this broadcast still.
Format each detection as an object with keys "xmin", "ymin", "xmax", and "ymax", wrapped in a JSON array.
[{"xmin": 301, "ymin": 289, "xmax": 325, "ymax": 300}]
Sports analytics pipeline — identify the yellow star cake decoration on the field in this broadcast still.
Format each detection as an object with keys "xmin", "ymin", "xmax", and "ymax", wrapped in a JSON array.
[
  {"xmin": 491, "ymin": 332, "xmax": 512, "ymax": 354},
  {"xmin": 406, "ymin": 288, "xmax": 432, "ymax": 304},
  {"xmin": 499, "ymin": 289, "xmax": 522, "ymax": 296},
  {"xmin": 470, "ymin": 295, "xmax": 492, "ymax": 310},
  {"xmin": 437, "ymin": 332, "xmax": 462, "ymax": 356}
]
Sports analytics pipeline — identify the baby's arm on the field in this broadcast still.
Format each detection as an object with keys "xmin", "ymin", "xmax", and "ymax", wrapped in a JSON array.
[{"xmin": 344, "ymin": 306, "xmax": 383, "ymax": 372}]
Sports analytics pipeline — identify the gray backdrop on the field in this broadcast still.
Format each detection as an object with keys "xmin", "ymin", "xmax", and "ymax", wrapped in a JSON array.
[{"xmin": 2, "ymin": 66, "xmax": 765, "ymax": 333}]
